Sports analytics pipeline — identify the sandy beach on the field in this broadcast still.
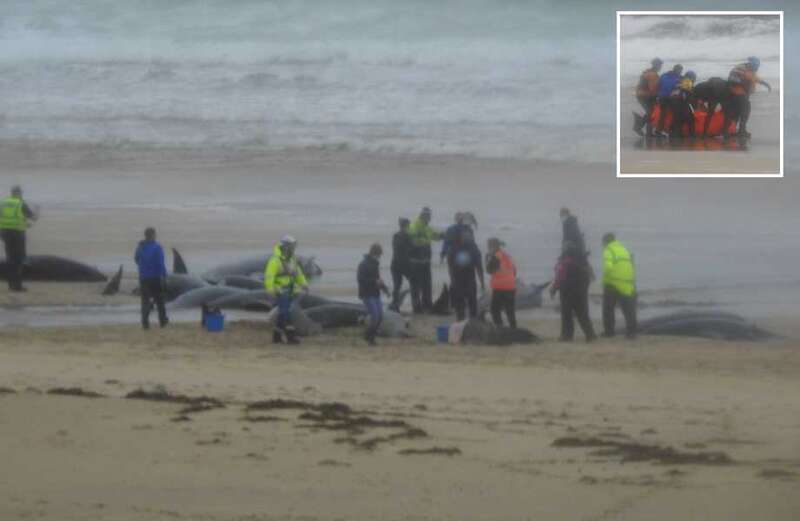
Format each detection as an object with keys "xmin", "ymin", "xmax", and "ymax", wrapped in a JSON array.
[
  {"xmin": 1, "ymin": 317, "xmax": 800, "ymax": 521},
  {"xmin": 1, "ymin": 126, "xmax": 799, "ymax": 521}
]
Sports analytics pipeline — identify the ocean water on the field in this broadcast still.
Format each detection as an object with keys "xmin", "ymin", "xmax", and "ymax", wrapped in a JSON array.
[
  {"xmin": 0, "ymin": 1, "xmax": 616, "ymax": 162},
  {"xmin": 2, "ymin": 2, "xmax": 798, "ymax": 161}
]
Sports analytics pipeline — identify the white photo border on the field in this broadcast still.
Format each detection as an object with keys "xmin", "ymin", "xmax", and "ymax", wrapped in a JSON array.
[{"xmin": 616, "ymin": 10, "xmax": 784, "ymax": 178}]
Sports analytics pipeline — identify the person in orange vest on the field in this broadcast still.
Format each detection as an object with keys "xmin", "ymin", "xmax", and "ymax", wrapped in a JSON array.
[
  {"xmin": 485, "ymin": 237, "xmax": 517, "ymax": 328},
  {"xmin": 634, "ymin": 57, "xmax": 663, "ymax": 137},
  {"xmin": 726, "ymin": 56, "xmax": 771, "ymax": 137}
]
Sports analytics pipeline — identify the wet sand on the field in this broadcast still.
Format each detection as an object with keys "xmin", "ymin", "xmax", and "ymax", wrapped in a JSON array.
[
  {"xmin": 618, "ymin": 90, "xmax": 781, "ymax": 175},
  {"xmin": 1, "ymin": 320, "xmax": 800, "ymax": 520}
]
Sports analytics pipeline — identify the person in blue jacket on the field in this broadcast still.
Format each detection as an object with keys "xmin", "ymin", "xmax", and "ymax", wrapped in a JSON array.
[
  {"xmin": 134, "ymin": 227, "xmax": 169, "ymax": 329},
  {"xmin": 656, "ymin": 64, "xmax": 683, "ymax": 135}
]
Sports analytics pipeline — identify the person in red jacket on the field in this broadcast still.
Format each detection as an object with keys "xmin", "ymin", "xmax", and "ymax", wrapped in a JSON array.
[
  {"xmin": 550, "ymin": 241, "xmax": 596, "ymax": 343},
  {"xmin": 485, "ymin": 237, "xmax": 517, "ymax": 328}
]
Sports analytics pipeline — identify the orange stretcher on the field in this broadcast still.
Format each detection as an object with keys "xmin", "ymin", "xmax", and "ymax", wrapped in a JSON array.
[{"xmin": 650, "ymin": 104, "xmax": 737, "ymax": 137}]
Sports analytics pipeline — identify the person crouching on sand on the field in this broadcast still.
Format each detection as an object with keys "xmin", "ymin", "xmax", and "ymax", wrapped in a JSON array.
[
  {"xmin": 265, "ymin": 235, "xmax": 308, "ymax": 344},
  {"xmin": 550, "ymin": 241, "xmax": 596, "ymax": 343},
  {"xmin": 485, "ymin": 237, "xmax": 517, "ymax": 328},
  {"xmin": 134, "ymin": 227, "xmax": 169, "ymax": 330},
  {"xmin": 358, "ymin": 243, "xmax": 390, "ymax": 346}
]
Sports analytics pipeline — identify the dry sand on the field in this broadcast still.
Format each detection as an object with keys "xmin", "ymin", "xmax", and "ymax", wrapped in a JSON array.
[{"xmin": 1, "ymin": 318, "xmax": 799, "ymax": 521}]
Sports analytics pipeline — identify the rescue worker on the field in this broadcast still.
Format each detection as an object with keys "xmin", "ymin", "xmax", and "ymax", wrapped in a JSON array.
[
  {"xmin": 655, "ymin": 64, "xmax": 684, "ymax": 136},
  {"xmin": 726, "ymin": 56, "xmax": 772, "ymax": 137},
  {"xmin": 560, "ymin": 207, "xmax": 595, "ymax": 282},
  {"xmin": 408, "ymin": 207, "xmax": 443, "ymax": 313},
  {"xmin": 559, "ymin": 207, "xmax": 586, "ymax": 256},
  {"xmin": 485, "ymin": 237, "xmax": 517, "ymax": 328},
  {"xmin": 390, "ymin": 217, "xmax": 413, "ymax": 311},
  {"xmin": 0, "ymin": 185, "xmax": 38, "ymax": 292},
  {"xmin": 447, "ymin": 227, "xmax": 485, "ymax": 321},
  {"xmin": 264, "ymin": 235, "xmax": 309, "ymax": 344},
  {"xmin": 550, "ymin": 241, "xmax": 596, "ymax": 343},
  {"xmin": 668, "ymin": 70, "xmax": 696, "ymax": 138},
  {"xmin": 134, "ymin": 227, "xmax": 169, "ymax": 330},
  {"xmin": 601, "ymin": 233, "xmax": 637, "ymax": 339},
  {"xmin": 634, "ymin": 57, "xmax": 663, "ymax": 137},
  {"xmin": 440, "ymin": 212, "xmax": 468, "ymax": 264},
  {"xmin": 357, "ymin": 243, "xmax": 390, "ymax": 346}
]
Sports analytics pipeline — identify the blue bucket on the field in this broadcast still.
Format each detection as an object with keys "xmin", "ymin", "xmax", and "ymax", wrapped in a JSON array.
[
  {"xmin": 205, "ymin": 311, "xmax": 225, "ymax": 332},
  {"xmin": 436, "ymin": 325, "xmax": 449, "ymax": 343}
]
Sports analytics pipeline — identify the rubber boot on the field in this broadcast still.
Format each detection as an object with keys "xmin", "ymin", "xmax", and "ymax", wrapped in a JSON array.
[
  {"xmin": 285, "ymin": 327, "xmax": 300, "ymax": 345},
  {"xmin": 272, "ymin": 329, "xmax": 284, "ymax": 344}
]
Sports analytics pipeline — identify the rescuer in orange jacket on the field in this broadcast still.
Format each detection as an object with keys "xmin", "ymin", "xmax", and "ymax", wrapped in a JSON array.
[
  {"xmin": 634, "ymin": 57, "xmax": 663, "ymax": 137},
  {"xmin": 726, "ymin": 56, "xmax": 772, "ymax": 137},
  {"xmin": 485, "ymin": 237, "xmax": 517, "ymax": 328}
]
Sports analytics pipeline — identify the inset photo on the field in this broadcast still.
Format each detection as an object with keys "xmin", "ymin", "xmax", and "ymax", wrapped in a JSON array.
[{"xmin": 617, "ymin": 11, "xmax": 782, "ymax": 177}]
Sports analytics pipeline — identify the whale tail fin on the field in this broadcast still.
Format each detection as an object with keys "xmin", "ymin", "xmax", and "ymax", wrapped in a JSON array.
[
  {"xmin": 102, "ymin": 265, "xmax": 123, "ymax": 296},
  {"xmin": 431, "ymin": 284, "xmax": 451, "ymax": 315},
  {"xmin": 173, "ymin": 248, "xmax": 188, "ymax": 274}
]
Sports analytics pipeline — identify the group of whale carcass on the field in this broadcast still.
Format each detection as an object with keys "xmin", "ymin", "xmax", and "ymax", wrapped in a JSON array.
[{"xmin": 1, "ymin": 250, "xmax": 777, "ymax": 342}]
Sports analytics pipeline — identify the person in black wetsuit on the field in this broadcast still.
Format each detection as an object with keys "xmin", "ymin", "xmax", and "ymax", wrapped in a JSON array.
[
  {"xmin": 389, "ymin": 217, "xmax": 413, "ymax": 311},
  {"xmin": 560, "ymin": 207, "xmax": 586, "ymax": 255},
  {"xmin": 447, "ymin": 228, "xmax": 485, "ymax": 321},
  {"xmin": 559, "ymin": 206, "xmax": 595, "ymax": 294}
]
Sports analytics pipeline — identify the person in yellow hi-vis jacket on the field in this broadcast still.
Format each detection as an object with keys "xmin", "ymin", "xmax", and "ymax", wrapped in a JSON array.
[
  {"xmin": 0, "ymin": 185, "xmax": 38, "ymax": 292},
  {"xmin": 407, "ymin": 206, "xmax": 443, "ymax": 313},
  {"xmin": 601, "ymin": 233, "xmax": 637, "ymax": 339},
  {"xmin": 264, "ymin": 235, "xmax": 308, "ymax": 344}
]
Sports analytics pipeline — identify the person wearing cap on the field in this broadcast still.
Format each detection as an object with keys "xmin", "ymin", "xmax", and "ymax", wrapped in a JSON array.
[
  {"xmin": 668, "ymin": 70, "xmax": 696, "ymax": 138},
  {"xmin": 446, "ymin": 227, "xmax": 485, "ymax": 321},
  {"xmin": 726, "ymin": 56, "xmax": 771, "ymax": 137},
  {"xmin": 549, "ymin": 241, "xmax": 596, "ymax": 343},
  {"xmin": 358, "ymin": 243, "xmax": 390, "ymax": 346},
  {"xmin": 655, "ymin": 64, "xmax": 684, "ymax": 136},
  {"xmin": 485, "ymin": 237, "xmax": 517, "ymax": 328},
  {"xmin": 264, "ymin": 235, "xmax": 308, "ymax": 344},
  {"xmin": 134, "ymin": 227, "xmax": 169, "ymax": 329},
  {"xmin": 408, "ymin": 206, "xmax": 443, "ymax": 313},
  {"xmin": 0, "ymin": 185, "xmax": 38, "ymax": 292},
  {"xmin": 390, "ymin": 217, "xmax": 413, "ymax": 311},
  {"xmin": 601, "ymin": 233, "xmax": 637, "ymax": 339},
  {"xmin": 634, "ymin": 57, "xmax": 663, "ymax": 137}
]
